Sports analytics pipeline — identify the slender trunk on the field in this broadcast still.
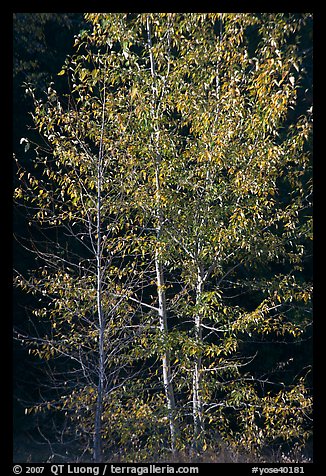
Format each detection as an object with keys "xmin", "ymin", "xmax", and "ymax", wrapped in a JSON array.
[
  {"xmin": 93, "ymin": 200, "xmax": 105, "ymax": 462},
  {"xmin": 93, "ymin": 83, "xmax": 106, "ymax": 463},
  {"xmin": 191, "ymin": 25, "xmax": 222, "ymax": 447},
  {"xmin": 155, "ymin": 236, "xmax": 177, "ymax": 451},
  {"xmin": 147, "ymin": 15, "xmax": 178, "ymax": 452},
  {"xmin": 192, "ymin": 268, "xmax": 204, "ymax": 453},
  {"xmin": 94, "ymin": 296, "xmax": 105, "ymax": 462},
  {"xmin": 155, "ymin": 155, "xmax": 178, "ymax": 451}
]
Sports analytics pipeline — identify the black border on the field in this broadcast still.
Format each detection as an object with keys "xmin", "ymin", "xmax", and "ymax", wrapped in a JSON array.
[{"xmin": 6, "ymin": 4, "xmax": 320, "ymax": 473}]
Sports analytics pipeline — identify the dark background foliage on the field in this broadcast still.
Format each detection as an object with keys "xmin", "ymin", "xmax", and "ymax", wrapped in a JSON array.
[{"xmin": 13, "ymin": 13, "xmax": 86, "ymax": 456}]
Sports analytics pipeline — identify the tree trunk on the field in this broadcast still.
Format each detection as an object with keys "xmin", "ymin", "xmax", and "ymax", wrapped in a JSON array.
[
  {"xmin": 154, "ymin": 155, "xmax": 178, "ymax": 452},
  {"xmin": 147, "ymin": 16, "xmax": 178, "ymax": 452},
  {"xmin": 93, "ymin": 270, "xmax": 105, "ymax": 462},
  {"xmin": 93, "ymin": 318, "xmax": 104, "ymax": 462},
  {"xmin": 192, "ymin": 269, "xmax": 204, "ymax": 453},
  {"xmin": 93, "ymin": 84, "xmax": 106, "ymax": 463},
  {"xmin": 155, "ymin": 242, "xmax": 178, "ymax": 452}
]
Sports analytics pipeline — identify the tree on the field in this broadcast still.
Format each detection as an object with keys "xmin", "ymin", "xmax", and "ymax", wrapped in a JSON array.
[
  {"xmin": 145, "ymin": 15, "xmax": 179, "ymax": 451},
  {"xmin": 14, "ymin": 53, "xmax": 149, "ymax": 462},
  {"xmin": 146, "ymin": 12, "xmax": 313, "ymax": 454},
  {"xmin": 14, "ymin": 12, "xmax": 312, "ymax": 462}
]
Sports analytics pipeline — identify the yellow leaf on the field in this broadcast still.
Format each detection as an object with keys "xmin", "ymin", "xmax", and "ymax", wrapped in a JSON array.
[{"xmin": 130, "ymin": 87, "xmax": 138, "ymax": 100}]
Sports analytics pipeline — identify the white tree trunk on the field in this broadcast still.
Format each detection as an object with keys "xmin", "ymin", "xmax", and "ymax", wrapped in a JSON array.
[
  {"xmin": 192, "ymin": 269, "xmax": 204, "ymax": 453},
  {"xmin": 93, "ymin": 83, "xmax": 106, "ymax": 463},
  {"xmin": 147, "ymin": 16, "xmax": 178, "ymax": 452},
  {"xmin": 94, "ymin": 245, "xmax": 105, "ymax": 462},
  {"xmin": 155, "ymin": 243, "xmax": 178, "ymax": 451}
]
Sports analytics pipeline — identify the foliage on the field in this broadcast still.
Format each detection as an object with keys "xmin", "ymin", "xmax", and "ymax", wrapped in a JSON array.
[
  {"xmin": 13, "ymin": 13, "xmax": 84, "ymax": 87},
  {"xmin": 14, "ymin": 12, "xmax": 312, "ymax": 462}
]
